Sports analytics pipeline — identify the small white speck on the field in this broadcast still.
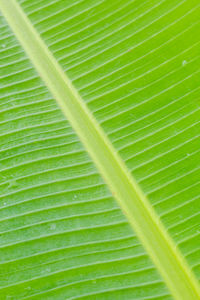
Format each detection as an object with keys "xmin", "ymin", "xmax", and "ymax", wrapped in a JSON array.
[
  {"xmin": 2, "ymin": 44, "xmax": 5, "ymax": 48},
  {"xmin": 74, "ymin": 195, "xmax": 77, "ymax": 199},
  {"xmin": 3, "ymin": 202, "xmax": 6, "ymax": 206},
  {"xmin": 92, "ymin": 279, "xmax": 97, "ymax": 284},
  {"xmin": 182, "ymin": 60, "xmax": 187, "ymax": 66},
  {"xmin": 50, "ymin": 223, "xmax": 56, "ymax": 230},
  {"xmin": 8, "ymin": 179, "xmax": 18, "ymax": 189}
]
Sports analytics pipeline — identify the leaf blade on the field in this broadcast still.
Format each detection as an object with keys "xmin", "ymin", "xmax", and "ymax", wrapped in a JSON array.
[{"xmin": 1, "ymin": 0, "xmax": 199, "ymax": 299}]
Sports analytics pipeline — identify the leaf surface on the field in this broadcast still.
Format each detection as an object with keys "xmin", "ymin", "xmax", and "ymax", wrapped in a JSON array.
[{"xmin": 0, "ymin": 0, "xmax": 200, "ymax": 299}]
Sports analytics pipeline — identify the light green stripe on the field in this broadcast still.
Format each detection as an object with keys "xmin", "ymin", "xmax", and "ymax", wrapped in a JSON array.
[{"xmin": 0, "ymin": 0, "xmax": 200, "ymax": 299}]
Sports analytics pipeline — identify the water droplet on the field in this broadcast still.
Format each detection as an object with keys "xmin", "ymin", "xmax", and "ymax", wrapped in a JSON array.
[{"xmin": 182, "ymin": 60, "xmax": 187, "ymax": 66}]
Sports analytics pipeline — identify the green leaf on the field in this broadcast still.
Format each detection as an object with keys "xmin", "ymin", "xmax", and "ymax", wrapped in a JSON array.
[{"xmin": 0, "ymin": 0, "xmax": 199, "ymax": 299}]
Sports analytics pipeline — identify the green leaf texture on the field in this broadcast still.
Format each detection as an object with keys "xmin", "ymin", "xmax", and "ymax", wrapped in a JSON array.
[{"xmin": 0, "ymin": 0, "xmax": 200, "ymax": 299}]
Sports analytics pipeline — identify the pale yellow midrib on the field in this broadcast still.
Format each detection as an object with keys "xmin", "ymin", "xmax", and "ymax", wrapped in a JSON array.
[{"xmin": 0, "ymin": 0, "xmax": 200, "ymax": 299}]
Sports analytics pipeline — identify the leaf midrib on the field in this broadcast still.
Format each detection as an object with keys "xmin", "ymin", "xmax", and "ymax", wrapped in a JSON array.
[{"xmin": 0, "ymin": 0, "xmax": 200, "ymax": 299}]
